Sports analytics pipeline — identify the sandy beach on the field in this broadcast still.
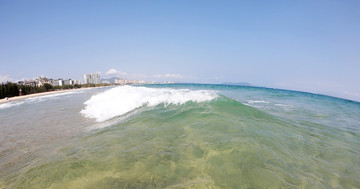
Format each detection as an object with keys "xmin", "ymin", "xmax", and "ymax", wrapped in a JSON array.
[{"xmin": 0, "ymin": 87, "xmax": 94, "ymax": 104}]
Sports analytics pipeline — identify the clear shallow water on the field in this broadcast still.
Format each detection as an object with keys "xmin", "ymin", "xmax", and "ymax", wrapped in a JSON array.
[{"xmin": 0, "ymin": 84, "xmax": 359, "ymax": 188}]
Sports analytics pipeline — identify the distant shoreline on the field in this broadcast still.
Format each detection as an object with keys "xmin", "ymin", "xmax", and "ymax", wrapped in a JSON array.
[{"xmin": 0, "ymin": 87, "xmax": 101, "ymax": 104}]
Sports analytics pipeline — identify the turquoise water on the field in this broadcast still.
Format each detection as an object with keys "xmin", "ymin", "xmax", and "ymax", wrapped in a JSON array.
[{"xmin": 0, "ymin": 84, "xmax": 359, "ymax": 188}]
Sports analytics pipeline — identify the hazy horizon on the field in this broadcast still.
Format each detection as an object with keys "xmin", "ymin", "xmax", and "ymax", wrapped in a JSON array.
[{"xmin": 1, "ymin": 1, "xmax": 359, "ymax": 101}]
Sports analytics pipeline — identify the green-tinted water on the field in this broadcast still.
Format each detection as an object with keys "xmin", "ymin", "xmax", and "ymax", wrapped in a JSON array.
[{"xmin": 0, "ymin": 85, "xmax": 359, "ymax": 188}]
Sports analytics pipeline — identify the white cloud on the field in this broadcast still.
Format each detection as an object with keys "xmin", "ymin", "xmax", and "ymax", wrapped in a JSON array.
[
  {"xmin": 154, "ymin": 73, "xmax": 186, "ymax": 79},
  {"xmin": 105, "ymin": 69, "xmax": 127, "ymax": 76},
  {"xmin": 0, "ymin": 74, "xmax": 12, "ymax": 83}
]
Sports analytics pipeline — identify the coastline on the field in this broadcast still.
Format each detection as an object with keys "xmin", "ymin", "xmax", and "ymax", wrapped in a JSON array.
[{"xmin": 0, "ymin": 87, "xmax": 98, "ymax": 104}]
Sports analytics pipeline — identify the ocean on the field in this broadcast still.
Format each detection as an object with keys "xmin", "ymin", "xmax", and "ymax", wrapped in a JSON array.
[{"xmin": 0, "ymin": 84, "xmax": 359, "ymax": 188}]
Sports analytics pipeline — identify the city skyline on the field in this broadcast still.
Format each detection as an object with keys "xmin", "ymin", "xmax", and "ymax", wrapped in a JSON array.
[
  {"xmin": 84, "ymin": 73, "xmax": 101, "ymax": 85},
  {"xmin": 1, "ymin": 1, "xmax": 360, "ymax": 101}
]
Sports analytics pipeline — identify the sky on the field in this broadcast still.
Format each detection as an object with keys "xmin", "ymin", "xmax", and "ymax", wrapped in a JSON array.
[{"xmin": 1, "ymin": 0, "xmax": 360, "ymax": 101}]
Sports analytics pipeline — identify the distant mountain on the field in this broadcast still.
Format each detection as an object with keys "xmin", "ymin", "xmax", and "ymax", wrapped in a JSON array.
[{"xmin": 221, "ymin": 82, "xmax": 253, "ymax": 86}]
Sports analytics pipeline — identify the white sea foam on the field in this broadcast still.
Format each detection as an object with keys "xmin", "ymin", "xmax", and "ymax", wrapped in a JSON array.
[
  {"xmin": 80, "ymin": 86, "xmax": 218, "ymax": 122},
  {"xmin": 274, "ymin": 103, "xmax": 289, "ymax": 107},
  {"xmin": 247, "ymin": 100, "xmax": 270, "ymax": 104},
  {"xmin": 0, "ymin": 101, "xmax": 24, "ymax": 110},
  {"xmin": 26, "ymin": 90, "xmax": 85, "ymax": 102}
]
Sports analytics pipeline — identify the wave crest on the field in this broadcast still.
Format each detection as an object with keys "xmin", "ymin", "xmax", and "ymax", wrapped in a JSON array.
[{"xmin": 80, "ymin": 86, "xmax": 218, "ymax": 122}]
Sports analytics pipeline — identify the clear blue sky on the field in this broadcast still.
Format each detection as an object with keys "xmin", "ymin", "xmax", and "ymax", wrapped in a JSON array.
[{"xmin": 1, "ymin": 0, "xmax": 360, "ymax": 101}]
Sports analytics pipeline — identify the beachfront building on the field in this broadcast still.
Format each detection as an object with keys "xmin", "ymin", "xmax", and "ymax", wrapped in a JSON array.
[
  {"xmin": 24, "ymin": 80, "xmax": 37, "ymax": 87},
  {"xmin": 114, "ymin": 78, "xmax": 145, "ymax": 85},
  {"xmin": 35, "ymin": 77, "xmax": 52, "ymax": 87},
  {"xmin": 18, "ymin": 77, "xmax": 79, "ymax": 87},
  {"xmin": 84, "ymin": 73, "xmax": 100, "ymax": 84},
  {"xmin": 64, "ymin": 79, "xmax": 75, "ymax": 85},
  {"xmin": 50, "ymin": 79, "xmax": 80, "ymax": 86},
  {"xmin": 64, "ymin": 79, "xmax": 71, "ymax": 85},
  {"xmin": 127, "ymin": 80, "xmax": 136, "ymax": 84},
  {"xmin": 114, "ymin": 78, "xmax": 127, "ymax": 85},
  {"xmin": 72, "ymin": 80, "xmax": 81, "ymax": 85},
  {"xmin": 51, "ymin": 79, "xmax": 64, "ymax": 86}
]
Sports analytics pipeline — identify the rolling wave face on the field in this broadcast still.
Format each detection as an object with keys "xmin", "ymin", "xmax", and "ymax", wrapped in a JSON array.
[{"xmin": 80, "ymin": 86, "xmax": 218, "ymax": 122}]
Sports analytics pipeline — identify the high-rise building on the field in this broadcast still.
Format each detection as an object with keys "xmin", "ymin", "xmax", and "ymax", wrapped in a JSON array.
[{"xmin": 84, "ymin": 73, "xmax": 100, "ymax": 84}]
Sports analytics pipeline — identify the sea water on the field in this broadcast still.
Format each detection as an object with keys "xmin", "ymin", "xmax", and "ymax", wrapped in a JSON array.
[{"xmin": 0, "ymin": 84, "xmax": 359, "ymax": 188}]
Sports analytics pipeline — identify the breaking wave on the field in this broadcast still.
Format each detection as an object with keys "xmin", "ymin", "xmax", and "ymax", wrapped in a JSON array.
[{"xmin": 80, "ymin": 86, "xmax": 218, "ymax": 122}]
